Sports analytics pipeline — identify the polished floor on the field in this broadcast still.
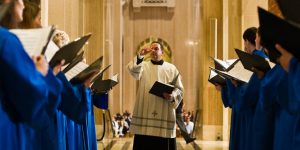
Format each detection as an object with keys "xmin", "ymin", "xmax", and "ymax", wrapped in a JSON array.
[{"xmin": 97, "ymin": 138, "xmax": 229, "ymax": 150}]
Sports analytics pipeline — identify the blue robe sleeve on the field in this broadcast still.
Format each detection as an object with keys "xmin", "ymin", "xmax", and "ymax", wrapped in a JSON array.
[
  {"xmin": 259, "ymin": 65, "xmax": 282, "ymax": 111},
  {"xmin": 0, "ymin": 30, "xmax": 51, "ymax": 129},
  {"xmin": 283, "ymin": 57, "xmax": 300, "ymax": 114},
  {"xmin": 221, "ymin": 85, "xmax": 232, "ymax": 108},
  {"xmin": 43, "ymin": 69, "xmax": 63, "ymax": 117},
  {"xmin": 234, "ymin": 75, "xmax": 260, "ymax": 112},
  {"xmin": 93, "ymin": 93, "xmax": 109, "ymax": 109},
  {"xmin": 56, "ymin": 72, "xmax": 89, "ymax": 124}
]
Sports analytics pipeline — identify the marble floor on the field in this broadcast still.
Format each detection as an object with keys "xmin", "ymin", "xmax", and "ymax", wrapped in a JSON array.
[{"xmin": 97, "ymin": 138, "xmax": 229, "ymax": 150}]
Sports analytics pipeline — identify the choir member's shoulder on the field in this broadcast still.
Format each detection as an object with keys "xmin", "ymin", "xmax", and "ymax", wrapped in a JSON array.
[{"xmin": 0, "ymin": 27, "xmax": 20, "ymax": 42}]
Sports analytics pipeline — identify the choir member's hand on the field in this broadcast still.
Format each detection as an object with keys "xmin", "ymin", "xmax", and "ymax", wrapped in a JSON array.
[
  {"xmin": 214, "ymin": 84, "xmax": 222, "ymax": 91},
  {"xmin": 276, "ymin": 44, "xmax": 293, "ymax": 72},
  {"xmin": 53, "ymin": 59, "xmax": 65, "ymax": 75},
  {"xmin": 163, "ymin": 92, "xmax": 172, "ymax": 101},
  {"xmin": 140, "ymin": 47, "xmax": 153, "ymax": 56},
  {"xmin": 32, "ymin": 55, "xmax": 49, "ymax": 76},
  {"xmin": 251, "ymin": 67, "xmax": 265, "ymax": 79},
  {"xmin": 231, "ymin": 79, "xmax": 239, "ymax": 87},
  {"xmin": 83, "ymin": 72, "xmax": 97, "ymax": 88}
]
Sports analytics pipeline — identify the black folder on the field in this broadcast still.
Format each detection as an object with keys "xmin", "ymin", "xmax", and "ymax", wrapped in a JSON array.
[
  {"xmin": 92, "ymin": 74, "xmax": 118, "ymax": 94},
  {"xmin": 49, "ymin": 33, "xmax": 92, "ymax": 68},
  {"xmin": 62, "ymin": 51, "xmax": 85, "ymax": 73},
  {"xmin": 91, "ymin": 64, "xmax": 112, "ymax": 83},
  {"xmin": 208, "ymin": 68, "xmax": 226, "ymax": 86},
  {"xmin": 70, "ymin": 56, "xmax": 103, "ymax": 84},
  {"xmin": 209, "ymin": 67, "xmax": 249, "ymax": 84},
  {"xmin": 149, "ymin": 81, "xmax": 175, "ymax": 99},
  {"xmin": 0, "ymin": 3, "xmax": 11, "ymax": 22},
  {"xmin": 258, "ymin": 7, "xmax": 300, "ymax": 63},
  {"xmin": 235, "ymin": 49, "xmax": 271, "ymax": 73},
  {"xmin": 211, "ymin": 57, "xmax": 239, "ymax": 72},
  {"xmin": 277, "ymin": 0, "xmax": 300, "ymax": 24}
]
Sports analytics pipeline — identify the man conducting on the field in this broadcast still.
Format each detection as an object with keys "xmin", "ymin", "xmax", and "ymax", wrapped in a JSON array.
[{"xmin": 127, "ymin": 41, "xmax": 184, "ymax": 150}]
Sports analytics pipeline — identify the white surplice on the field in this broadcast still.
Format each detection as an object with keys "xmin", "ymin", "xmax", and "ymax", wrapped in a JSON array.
[{"xmin": 127, "ymin": 57, "xmax": 184, "ymax": 138}]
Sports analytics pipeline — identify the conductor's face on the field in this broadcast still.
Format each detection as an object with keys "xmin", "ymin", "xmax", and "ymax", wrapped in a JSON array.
[{"xmin": 150, "ymin": 43, "xmax": 163, "ymax": 61}]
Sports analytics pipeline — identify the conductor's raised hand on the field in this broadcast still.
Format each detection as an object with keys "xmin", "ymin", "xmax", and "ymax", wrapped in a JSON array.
[
  {"xmin": 276, "ymin": 44, "xmax": 293, "ymax": 72},
  {"xmin": 140, "ymin": 47, "xmax": 153, "ymax": 56},
  {"xmin": 32, "ymin": 55, "xmax": 49, "ymax": 77},
  {"xmin": 53, "ymin": 59, "xmax": 65, "ymax": 75}
]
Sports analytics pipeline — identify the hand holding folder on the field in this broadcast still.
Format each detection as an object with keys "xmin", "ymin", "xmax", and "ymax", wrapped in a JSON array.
[{"xmin": 149, "ymin": 81, "xmax": 175, "ymax": 99}]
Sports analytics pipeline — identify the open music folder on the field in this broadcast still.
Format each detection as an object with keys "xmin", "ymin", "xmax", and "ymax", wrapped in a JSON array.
[
  {"xmin": 10, "ymin": 26, "xmax": 55, "ymax": 57},
  {"xmin": 235, "ymin": 49, "xmax": 275, "ymax": 73},
  {"xmin": 49, "ymin": 33, "xmax": 92, "ymax": 68},
  {"xmin": 208, "ymin": 68, "xmax": 226, "ymax": 86},
  {"xmin": 66, "ymin": 56, "xmax": 103, "ymax": 84},
  {"xmin": 258, "ymin": 7, "xmax": 300, "ymax": 63},
  {"xmin": 211, "ymin": 57, "xmax": 239, "ymax": 71},
  {"xmin": 210, "ymin": 61, "xmax": 253, "ymax": 84},
  {"xmin": 62, "ymin": 51, "xmax": 85, "ymax": 74},
  {"xmin": 91, "ymin": 74, "xmax": 119, "ymax": 94},
  {"xmin": 91, "ymin": 64, "xmax": 112, "ymax": 83}
]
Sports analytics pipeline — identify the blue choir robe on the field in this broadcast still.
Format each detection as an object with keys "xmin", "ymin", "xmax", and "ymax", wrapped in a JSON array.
[
  {"xmin": 230, "ymin": 76, "xmax": 259, "ymax": 150},
  {"xmin": 220, "ymin": 84, "xmax": 237, "ymax": 150},
  {"xmin": 66, "ymin": 84, "xmax": 101, "ymax": 150},
  {"xmin": 56, "ymin": 72, "xmax": 90, "ymax": 150},
  {"xmin": 252, "ymin": 49, "xmax": 268, "ymax": 58},
  {"xmin": 0, "ymin": 28, "xmax": 59, "ymax": 150},
  {"xmin": 286, "ymin": 57, "xmax": 300, "ymax": 150},
  {"xmin": 235, "ymin": 49, "xmax": 274, "ymax": 150},
  {"xmin": 221, "ymin": 79, "xmax": 254, "ymax": 150},
  {"xmin": 25, "ymin": 68, "xmax": 63, "ymax": 150},
  {"xmin": 260, "ymin": 64, "xmax": 297, "ymax": 150},
  {"xmin": 82, "ymin": 90, "xmax": 104, "ymax": 150},
  {"xmin": 58, "ymin": 71, "xmax": 106, "ymax": 150}
]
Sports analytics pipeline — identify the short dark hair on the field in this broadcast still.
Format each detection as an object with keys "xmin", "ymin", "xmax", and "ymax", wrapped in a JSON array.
[
  {"xmin": 151, "ymin": 41, "xmax": 164, "ymax": 51},
  {"xmin": 243, "ymin": 27, "xmax": 257, "ymax": 46}
]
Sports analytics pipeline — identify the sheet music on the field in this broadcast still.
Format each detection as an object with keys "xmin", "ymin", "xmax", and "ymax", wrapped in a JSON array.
[
  {"xmin": 209, "ymin": 69, "xmax": 218, "ymax": 79},
  {"xmin": 110, "ymin": 74, "xmax": 119, "ymax": 82},
  {"xmin": 214, "ymin": 58, "xmax": 238, "ymax": 69},
  {"xmin": 65, "ymin": 62, "xmax": 89, "ymax": 81},
  {"xmin": 226, "ymin": 62, "xmax": 253, "ymax": 83},
  {"xmin": 45, "ymin": 41, "xmax": 59, "ymax": 62},
  {"xmin": 10, "ymin": 26, "xmax": 53, "ymax": 56}
]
